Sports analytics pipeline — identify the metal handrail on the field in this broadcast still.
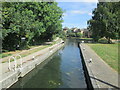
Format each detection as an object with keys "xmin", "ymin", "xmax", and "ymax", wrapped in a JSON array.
[
  {"xmin": 8, "ymin": 56, "xmax": 16, "ymax": 71},
  {"xmin": 15, "ymin": 54, "xmax": 22, "ymax": 68},
  {"xmin": 8, "ymin": 54, "xmax": 22, "ymax": 71}
]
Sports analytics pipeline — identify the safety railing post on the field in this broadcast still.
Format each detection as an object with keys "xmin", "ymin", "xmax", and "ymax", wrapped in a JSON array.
[
  {"xmin": 15, "ymin": 55, "xmax": 22, "ymax": 68},
  {"xmin": 14, "ymin": 57, "xmax": 17, "ymax": 71},
  {"xmin": 8, "ymin": 57, "xmax": 11, "ymax": 71},
  {"xmin": 8, "ymin": 56, "xmax": 16, "ymax": 71}
]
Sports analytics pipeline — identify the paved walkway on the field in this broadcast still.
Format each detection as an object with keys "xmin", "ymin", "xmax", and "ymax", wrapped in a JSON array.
[
  {"xmin": 0, "ymin": 39, "xmax": 63, "ymax": 80},
  {"xmin": 80, "ymin": 43, "xmax": 120, "ymax": 89},
  {"xmin": 0, "ymin": 45, "xmax": 44, "ymax": 63},
  {"xmin": 0, "ymin": 37, "xmax": 61, "ymax": 63}
]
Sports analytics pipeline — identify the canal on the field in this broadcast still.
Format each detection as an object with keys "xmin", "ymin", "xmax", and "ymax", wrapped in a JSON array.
[{"xmin": 10, "ymin": 39, "xmax": 87, "ymax": 88}]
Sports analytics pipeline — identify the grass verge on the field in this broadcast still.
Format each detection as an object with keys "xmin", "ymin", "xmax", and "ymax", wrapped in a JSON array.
[
  {"xmin": 1, "ymin": 38, "xmax": 61, "ymax": 63},
  {"xmin": 87, "ymin": 43, "xmax": 119, "ymax": 73},
  {"xmin": 80, "ymin": 38, "xmax": 93, "ymax": 40}
]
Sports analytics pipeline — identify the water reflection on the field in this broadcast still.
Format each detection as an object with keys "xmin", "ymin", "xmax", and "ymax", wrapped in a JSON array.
[
  {"xmin": 59, "ymin": 39, "xmax": 86, "ymax": 88},
  {"xmin": 10, "ymin": 39, "xmax": 87, "ymax": 88}
]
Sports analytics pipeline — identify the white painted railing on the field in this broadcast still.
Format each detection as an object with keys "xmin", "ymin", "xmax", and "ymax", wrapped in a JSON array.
[
  {"xmin": 8, "ymin": 54, "xmax": 22, "ymax": 71},
  {"xmin": 15, "ymin": 54, "xmax": 22, "ymax": 68},
  {"xmin": 8, "ymin": 56, "xmax": 16, "ymax": 71}
]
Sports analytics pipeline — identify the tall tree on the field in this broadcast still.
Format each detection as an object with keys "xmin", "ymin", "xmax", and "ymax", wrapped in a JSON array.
[
  {"xmin": 87, "ymin": 2, "xmax": 120, "ymax": 43},
  {"xmin": 2, "ymin": 2, "xmax": 63, "ymax": 50}
]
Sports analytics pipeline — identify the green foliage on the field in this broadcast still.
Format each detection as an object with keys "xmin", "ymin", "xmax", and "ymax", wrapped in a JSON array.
[
  {"xmin": 88, "ymin": 2, "xmax": 120, "ymax": 43},
  {"xmin": 68, "ymin": 33, "xmax": 76, "ymax": 37},
  {"xmin": 76, "ymin": 32, "xmax": 83, "ymax": 37},
  {"xmin": 98, "ymin": 38, "xmax": 109, "ymax": 44},
  {"xmin": 2, "ymin": 2, "xmax": 63, "ymax": 51},
  {"xmin": 66, "ymin": 29, "xmax": 75, "ymax": 37},
  {"xmin": 58, "ymin": 30, "xmax": 66, "ymax": 40},
  {"xmin": 52, "ymin": 34, "xmax": 57, "ymax": 40}
]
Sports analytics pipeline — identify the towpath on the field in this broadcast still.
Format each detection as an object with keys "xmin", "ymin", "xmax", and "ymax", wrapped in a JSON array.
[
  {"xmin": 80, "ymin": 43, "xmax": 120, "ymax": 89},
  {"xmin": 0, "ymin": 39, "xmax": 63, "ymax": 80}
]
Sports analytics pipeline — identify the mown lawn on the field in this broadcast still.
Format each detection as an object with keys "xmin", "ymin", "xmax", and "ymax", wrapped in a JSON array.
[
  {"xmin": 80, "ymin": 38, "xmax": 93, "ymax": 40},
  {"xmin": 87, "ymin": 43, "xmax": 119, "ymax": 73}
]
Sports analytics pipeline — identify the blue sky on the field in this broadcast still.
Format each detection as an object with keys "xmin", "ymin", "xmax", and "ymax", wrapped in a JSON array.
[{"xmin": 58, "ymin": 2, "xmax": 97, "ymax": 29}]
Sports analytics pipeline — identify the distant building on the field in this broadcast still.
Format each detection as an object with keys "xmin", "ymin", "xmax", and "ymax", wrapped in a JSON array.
[
  {"xmin": 63, "ymin": 27, "xmax": 92, "ymax": 38},
  {"xmin": 63, "ymin": 27, "xmax": 69, "ymax": 34},
  {"xmin": 73, "ymin": 28, "xmax": 78, "ymax": 33},
  {"xmin": 72, "ymin": 28, "xmax": 92, "ymax": 38},
  {"xmin": 81, "ymin": 28, "xmax": 92, "ymax": 38},
  {"xmin": 71, "ymin": 28, "xmax": 80, "ymax": 33}
]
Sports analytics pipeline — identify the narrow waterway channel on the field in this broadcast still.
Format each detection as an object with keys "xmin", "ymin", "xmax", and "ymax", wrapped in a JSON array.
[{"xmin": 10, "ymin": 39, "xmax": 87, "ymax": 88}]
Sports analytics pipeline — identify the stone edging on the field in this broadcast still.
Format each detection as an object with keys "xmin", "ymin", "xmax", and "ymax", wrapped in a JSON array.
[
  {"xmin": 0, "ymin": 40, "xmax": 64, "ymax": 89},
  {"xmin": 79, "ymin": 43, "xmax": 119, "ymax": 89},
  {"xmin": 78, "ymin": 43, "xmax": 99, "ymax": 89}
]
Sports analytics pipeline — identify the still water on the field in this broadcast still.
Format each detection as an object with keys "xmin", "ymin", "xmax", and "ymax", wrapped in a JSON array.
[{"xmin": 10, "ymin": 39, "xmax": 87, "ymax": 88}]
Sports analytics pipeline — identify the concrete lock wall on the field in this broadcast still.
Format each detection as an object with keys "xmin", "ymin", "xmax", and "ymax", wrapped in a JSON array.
[
  {"xmin": 0, "ymin": 41, "xmax": 64, "ymax": 89},
  {"xmin": 78, "ymin": 44, "xmax": 94, "ymax": 89},
  {"xmin": 79, "ymin": 43, "xmax": 119, "ymax": 89},
  {"xmin": 0, "ymin": 71, "xmax": 18, "ymax": 89},
  {"xmin": 79, "ymin": 44, "xmax": 97, "ymax": 89}
]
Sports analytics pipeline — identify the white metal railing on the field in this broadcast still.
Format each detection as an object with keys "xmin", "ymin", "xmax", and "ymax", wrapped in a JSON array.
[
  {"xmin": 8, "ymin": 54, "xmax": 22, "ymax": 71},
  {"xmin": 15, "ymin": 54, "xmax": 22, "ymax": 68},
  {"xmin": 8, "ymin": 56, "xmax": 16, "ymax": 71}
]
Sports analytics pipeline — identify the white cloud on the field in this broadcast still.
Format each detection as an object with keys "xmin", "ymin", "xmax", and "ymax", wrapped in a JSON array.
[
  {"xmin": 68, "ymin": 10, "xmax": 93, "ymax": 16},
  {"xmin": 56, "ymin": 0, "xmax": 98, "ymax": 2},
  {"xmin": 70, "ymin": 10, "xmax": 86, "ymax": 14},
  {"xmin": 88, "ymin": 12, "xmax": 92, "ymax": 16},
  {"xmin": 62, "ymin": 23, "xmax": 86, "ymax": 28},
  {"xmin": 83, "ymin": 0, "xmax": 98, "ymax": 2},
  {"xmin": 63, "ymin": 13, "xmax": 68, "ymax": 16}
]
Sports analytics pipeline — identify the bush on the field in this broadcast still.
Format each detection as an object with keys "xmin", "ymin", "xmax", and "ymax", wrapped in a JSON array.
[
  {"xmin": 52, "ymin": 35, "xmax": 57, "ymax": 41},
  {"xmin": 68, "ymin": 33, "xmax": 76, "ymax": 37},
  {"xmin": 76, "ymin": 32, "xmax": 83, "ymax": 37},
  {"xmin": 98, "ymin": 38, "xmax": 109, "ymax": 44}
]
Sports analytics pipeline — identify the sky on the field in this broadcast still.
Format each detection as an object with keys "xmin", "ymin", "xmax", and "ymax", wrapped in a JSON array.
[{"xmin": 57, "ymin": 2, "xmax": 98, "ymax": 29}]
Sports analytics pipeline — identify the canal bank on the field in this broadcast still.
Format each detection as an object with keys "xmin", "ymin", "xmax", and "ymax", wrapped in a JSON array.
[
  {"xmin": 0, "ymin": 39, "xmax": 64, "ymax": 89},
  {"xmin": 78, "ymin": 43, "xmax": 93, "ymax": 90},
  {"xmin": 79, "ymin": 43, "xmax": 120, "ymax": 89},
  {"xmin": 8, "ymin": 39, "xmax": 87, "ymax": 88}
]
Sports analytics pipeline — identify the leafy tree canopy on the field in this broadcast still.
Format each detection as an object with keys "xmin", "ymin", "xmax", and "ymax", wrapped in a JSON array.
[
  {"xmin": 2, "ymin": 2, "xmax": 63, "ymax": 50},
  {"xmin": 87, "ymin": 2, "xmax": 120, "ymax": 43}
]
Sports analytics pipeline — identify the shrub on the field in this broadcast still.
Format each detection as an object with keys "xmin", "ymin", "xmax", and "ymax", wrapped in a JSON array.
[{"xmin": 98, "ymin": 38, "xmax": 109, "ymax": 44}]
